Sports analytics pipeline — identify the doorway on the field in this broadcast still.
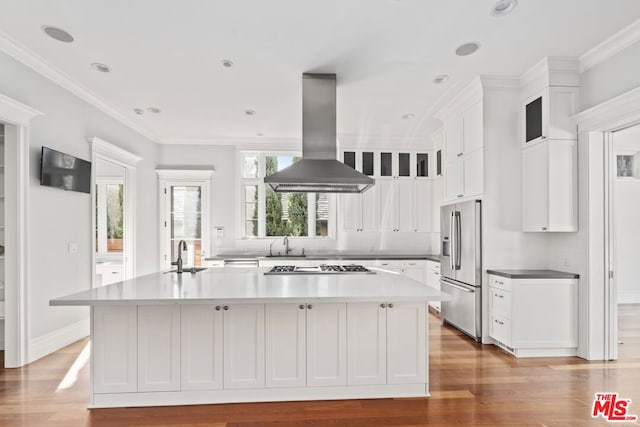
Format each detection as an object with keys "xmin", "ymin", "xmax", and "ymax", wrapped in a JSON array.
[{"xmin": 607, "ymin": 124, "xmax": 640, "ymax": 361}]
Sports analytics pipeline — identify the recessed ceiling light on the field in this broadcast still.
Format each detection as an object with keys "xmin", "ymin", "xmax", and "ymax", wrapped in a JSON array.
[
  {"xmin": 147, "ymin": 107, "xmax": 161, "ymax": 114},
  {"xmin": 434, "ymin": 75, "xmax": 450, "ymax": 84},
  {"xmin": 91, "ymin": 63, "xmax": 111, "ymax": 73},
  {"xmin": 41, "ymin": 25, "xmax": 74, "ymax": 43},
  {"xmin": 245, "ymin": 109, "xmax": 256, "ymax": 116},
  {"xmin": 133, "ymin": 108, "xmax": 144, "ymax": 115},
  {"xmin": 491, "ymin": 0, "xmax": 518, "ymax": 16},
  {"xmin": 455, "ymin": 42, "xmax": 481, "ymax": 57},
  {"xmin": 402, "ymin": 113, "xmax": 416, "ymax": 120},
  {"xmin": 257, "ymin": 132, "xmax": 264, "ymax": 137},
  {"xmin": 221, "ymin": 60, "xmax": 234, "ymax": 68}
]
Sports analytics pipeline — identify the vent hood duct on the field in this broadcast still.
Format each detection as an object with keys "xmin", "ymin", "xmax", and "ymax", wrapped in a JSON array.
[{"xmin": 264, "ymin": 74, "xmax": 374, "ymax": 193}]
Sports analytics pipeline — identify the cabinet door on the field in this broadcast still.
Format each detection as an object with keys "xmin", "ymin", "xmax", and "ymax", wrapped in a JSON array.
[
  {"xmin": 433, "ymin": 178, "xmax": 444, "ymax": 231},
  {"xmin": 223, "ymin": 304, "xmax": 265, "ymax": 389},
  {"xmin": 462, "ymin": 101, "xmax": 483, "ymax": 154},
  {"xmin": 265, "ymin": 304, "xmax": 306, "ymax": 388},
  {"xmin": 403, "ymin": 266, "xmax": 426, "ymax": 284},
  {"xmin": 181, "ymin": 305, "xmax": 223, "ymax": 391},
  {"xmin": 414, "ymin": 179, "xmax": 433, "ymax": 232},
  {"xmin": 342, "ymin": 193, "xmax": 362, "ymax": 231},
  {"xmin": 378, "ymin": 179, "xmax": 397, "ymax": 231},
  {"xmin": 387, "ymin": 302, "xmax": 426, "ymax": 384},
  {"xmin": 138, "ymin": 305, "xmax": 181, "ymax": 392},
  {"xmin": 463, "ymin": 149, "xmax": 484, "ymax": 198},
  {"xmin": 397, "ymin": 180, "xmax": 415, "ymax": 232},
  {"xmin": 306, "ymin": 303, "xmax": 347, "ymax": 386},
  {"xmin": 93, "ymin": 306, "xmax": 137, "ymax": 394},
  {"xmin": 444, "ymin": 116, "xmax": 463, "ymax": 163},
  {"xmin": 547, "ymin": 140, "xmax": 577, "ymax": 231},
  {"xmin": 548, "ymin": 87, "xmax": 579, "ymax": 140},
  {"xmin": 523, "ymin": 142, "xmax": 549, "ymax": 231},
  {"xmin": 361, "ymin": 185, "xmax": 379, "ymax": 231},
  {"xmin": 347, "ymin": 303, "xmax": 386, "ymax": 385},
  {"xmin": 444, "ymin": 160, "xmax": 463, "ymax": 201}
]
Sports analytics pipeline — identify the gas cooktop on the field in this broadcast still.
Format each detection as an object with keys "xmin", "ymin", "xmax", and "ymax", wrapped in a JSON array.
[{"xmin": 264, "ymin": 264, "xmax": 375, "ymax": 275}]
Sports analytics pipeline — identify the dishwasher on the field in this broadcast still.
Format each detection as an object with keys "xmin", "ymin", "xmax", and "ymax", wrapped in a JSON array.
[{"xmin": 223, "ymin": 259, "xmax": 260, "ymax": 268}]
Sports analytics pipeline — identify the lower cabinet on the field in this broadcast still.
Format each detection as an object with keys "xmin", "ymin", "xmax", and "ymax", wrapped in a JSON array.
[
  {"xmin": 223, "ymin": 304, "xmax": 266, "ymax": 389},
  {"xmin": 265, "ymin": 303, "xmax": 306, "ymax": 388},
  {"xmin": 138, "ymin": 305, "xmax": 181, "ymax": 392},
  {"xmin": 347, "ymin": 303, "xmax": 387, "ymax": 385},
  {"xmin": 386, "ymin": 303, "xmax": 427, "ymax": 384},
  {"xmin": 306, "ymin": 303, "xmax": 348, "ymax": 386},
  {"xmin": 181, "ymin": 304, "xmax": 223, "ymax": 391},
  {"xmin": 425, "ymin": 261, "xmax": 441, "ymax": 312}
]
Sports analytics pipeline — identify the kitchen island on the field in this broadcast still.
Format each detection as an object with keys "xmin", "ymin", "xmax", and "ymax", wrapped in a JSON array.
[{"xmin": 51, "ymin": 267, "xmax": 447, "ymax": 408}]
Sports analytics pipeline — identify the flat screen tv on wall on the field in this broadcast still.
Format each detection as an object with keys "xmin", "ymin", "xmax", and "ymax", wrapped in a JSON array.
[{"xmin": 40, "ymin": 146, "xmax": 92, "ymax": 194}]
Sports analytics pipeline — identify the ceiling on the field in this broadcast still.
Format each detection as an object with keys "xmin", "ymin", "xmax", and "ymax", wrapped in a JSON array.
[{"xmin": 1, "ymin": 0, "xmax": 640, "ymax": 145}]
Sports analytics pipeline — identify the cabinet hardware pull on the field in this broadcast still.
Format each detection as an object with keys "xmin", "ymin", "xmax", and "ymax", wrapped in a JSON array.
[
  {"xmin": 457, "ymin": 194, "xmax": 464, "ymax": 198},
  {"xmin": 299, "ymin": 304, "xmax": 305, "ymax": 310},
  {"xmin": 307, "ymin": 304, "xmax": 313, "ymax": 309},
  {"xmin": 457, "ymin": 152, "xmax": 463, "ymax": 157},
  {"xmin": 497, "ymin": 281, "xmax": 504, "ymax": 285},
  {"xmin": 541, "ymin": 136, "xmax": 546, "ymax": 139},
  {"xmin": 388, "ymin": 303, "xmax": 394, "ymax": 308},
  {"xmin": 380, "ymin": 303, "xmax": 386, "ymax": 308},
  {"xmin": 215, "ymin": 305, "xmax": 221, "ymax": 311},
  {"xmin": 541, "ymin": 226, "xmax": 547, "ymax": 231},
  {"xmin": 495, "ymin": 319, "xmax": 504, "ymax": 325},
  {"xmin": 223, "ymin": 305, "xmax": 229, "ymax": 311}
]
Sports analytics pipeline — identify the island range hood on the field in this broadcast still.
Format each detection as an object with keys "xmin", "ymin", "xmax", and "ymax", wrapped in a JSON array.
[{"xmin": 264, "ymin": 74, "xmax": 374, "ymax": 193}]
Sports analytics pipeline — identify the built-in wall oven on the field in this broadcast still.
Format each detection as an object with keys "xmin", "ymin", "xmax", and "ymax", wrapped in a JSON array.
[{"xmin": 440, "ymin": 200, "xmax": 482, "ymax": 341}]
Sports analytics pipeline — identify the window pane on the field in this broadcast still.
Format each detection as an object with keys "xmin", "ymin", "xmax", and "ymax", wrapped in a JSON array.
[
  {"xmin": 265, "ymin": 156, "xmax": 300, "ymax": 176},
  {"xmin": 265, "ymin": 188, "xmax": 307, "ymax": 236},
  {"xmin": 106, "ymin": 184, "xmax": 124, "ymax": 253},
  {"xmin": 244, "ymin": 184, "xmax": 258, "ymax": 237},
  {"xmin": 315, "ymin": 193, "xmax": 329, "ymax": 237},
  {"xmin": 399, "ymin": 153, "xmax": 410, "ymax": 177},
  {"xmin": 243, "ymin": 155, "xmax": 258, "ymax": 178},
  {"xmin": 381, "ymin": 152, "xmax": 392, "ymax": 176},
  {"xmin": 417, "ymin": 153, "xmax": 428, "ymax": 177},
  {"xmin": 245, "ymin": 221, "xmax": 258, "ymax": 237},
  {"xmin": 171, "ymin": 186, "xmax": 202, "ymax": 264}
]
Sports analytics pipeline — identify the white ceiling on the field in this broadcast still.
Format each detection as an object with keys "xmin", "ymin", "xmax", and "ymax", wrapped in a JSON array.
[{"xmin": 1, "ymin": 0, "xmax": 640, "ymax": 145}]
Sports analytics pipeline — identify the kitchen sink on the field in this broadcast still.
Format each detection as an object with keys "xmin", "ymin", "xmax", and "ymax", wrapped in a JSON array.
[{"xmin": 164, "ymin": 267, "xmax": 208, "ymax": 274}]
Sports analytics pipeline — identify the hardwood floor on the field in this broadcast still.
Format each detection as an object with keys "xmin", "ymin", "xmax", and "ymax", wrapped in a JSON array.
[{"xmin": 1, "ymin": 307, "xmax": 639, "ymax": 426}]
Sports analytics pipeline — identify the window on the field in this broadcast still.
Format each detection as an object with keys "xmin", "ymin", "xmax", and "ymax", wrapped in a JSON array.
[
  {"xmin": 240, "ymin": 152, "xmax": 334, "ymax": 238},
  {"xmin": 95, "ymin": 179, "xmax": 124, "ymax": 255}
]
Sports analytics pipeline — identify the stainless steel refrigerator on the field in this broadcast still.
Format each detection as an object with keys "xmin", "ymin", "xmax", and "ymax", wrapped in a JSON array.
[{"xmin": 440, "ymin": 200, "xmax": 482, "ymax": 341}]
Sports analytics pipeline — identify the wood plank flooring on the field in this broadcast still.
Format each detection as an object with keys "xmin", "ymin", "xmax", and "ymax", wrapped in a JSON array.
[{"xmin": 1, "ymin": 305, "xmax": 639, "ymax": 426}]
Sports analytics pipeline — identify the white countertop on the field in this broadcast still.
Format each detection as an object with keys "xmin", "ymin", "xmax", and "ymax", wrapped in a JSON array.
[{"xmin": 50, "ymin": 267, "xmax": 448, "ymax": 306}]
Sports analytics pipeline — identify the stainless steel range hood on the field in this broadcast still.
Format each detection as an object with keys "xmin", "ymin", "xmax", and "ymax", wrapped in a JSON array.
[{"xmin": 264, "ymin": 74, "xmax": 374, "ymax": 193}]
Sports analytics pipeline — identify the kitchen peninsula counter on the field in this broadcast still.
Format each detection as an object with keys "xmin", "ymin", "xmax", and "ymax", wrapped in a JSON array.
[{"xmin": 51, "ymin": 267, "xmax": 447, "ymax": 408}]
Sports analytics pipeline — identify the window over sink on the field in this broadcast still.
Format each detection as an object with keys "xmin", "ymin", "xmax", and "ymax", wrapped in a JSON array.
[{"xmin": 240, "ymin": 152, "xmax": 335, "ymax": 239}]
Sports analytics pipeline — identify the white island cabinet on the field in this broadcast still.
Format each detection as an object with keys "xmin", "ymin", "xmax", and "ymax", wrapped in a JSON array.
[{"xmin": 52, "ymin": 268, "xmax": 446, "ymax": 408}]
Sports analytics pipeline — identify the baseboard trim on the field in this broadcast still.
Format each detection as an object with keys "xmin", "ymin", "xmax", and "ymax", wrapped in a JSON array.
[{"xmin": 28, "ymin": 318, "xmax": 90, "ymax": 364}]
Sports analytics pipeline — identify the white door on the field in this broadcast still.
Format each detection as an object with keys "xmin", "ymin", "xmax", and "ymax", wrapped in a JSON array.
[
  {"xmin": 445, "ymin": 160, "xmax": 463, "ymax": 201},
  {"xmin": 462, "ymin": 101, "xmax": 483, "ymax": 154},
  {"xmin": 223, "ymin": 304, "xmax": 265, "ymax": 389},
  {"xmin": 378, "ymin": 178, "xmax": 397, "ymax": 231},
  {"xmin": 433, "ymin": 178, "xmax": 444, "ymax": 231},
  {"xmin": 463, "ymin": 149, "xmax": 484, "ymax": 198},
  {"xmin": 138, "ymin": 305, "xmax": 181, "ymax": 392},
  {"xmin": 414, "ymin": 179, "xmax": 433, "ymax": 232},
  {"xmin": 342, "ymin": 193, "xmax": 362, "ymax": 231},
  {"xmin": 306, "ymin": 303, "xmax": 347, "ymax": 386},
  {"xmin": 444, "ymin": 116, "xmax": 463, "ymax": 163},
  {"xmin": 93, "ymin": 306, "xmax": 137, "ymax": 394},
  {"xmin": 397, "ymin": 180, "xmax": 415, "ymax": 232},
  {"xmin": 387, "ymin": 302, "xmax": 426, "ymax": 384},
  {"xmin": 347, "ymin": 303, "xmax": 386, "ymax": 385},
  {"xmin": 265, "ymin": 304, "xmax": 306, "ymax": 388},
  {"xmin": 523, "ymin": 141, "xmax": 549, "ymax": 231},
  {"xmin": 361, "ymin": 185, "xmax": 379, "ymax": 231},
  {"xmin": 181, "ymin": 305, "xmax": 223, "ymax": 391}
]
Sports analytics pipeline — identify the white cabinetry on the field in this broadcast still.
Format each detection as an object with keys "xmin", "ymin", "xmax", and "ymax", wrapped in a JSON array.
[
  {"xmin": 488, "ymin": 274, "xmax": 578, "ymax": 357},
  {"xmin": 414, "ymin": 179, "xmax": 433, "ymax": 232},
  {"xmin": 265, "ymin": 303, "xmax": 306, "ymax": 388},
  {"xmin": 223, "ymin": 304, "xmax": 265, "ymax": 389},
  {"xmin": 181, "ymin": 304, "xmax": 223, "ymax": 391},
  {"xmin": 522, "ymin": 86, "xmax": 579, "ymax": 146},
  {"xmin": 343, "ymin": 186, "xmax": 379, "ymax": 232},
  {"xmin": 425, "ymin": 260, "xmax": 441, "ymax": 312},
  {"xmin": 386, "ymin": 302, "xmax": 426, "ymax": 384},
  {"xmin": 93, "ymin": 306, "xmax": 138, "ymax": 394},
  {"xmin": 346, "ymin": 303, "xmax": 387, "ymax": 385},
  {"xmin": 522, "ymin": 140, "xmax": 577, "ymax": 232},
  {"xmin": 138, "ymin": 305, "xmax": 181, "ymax": 392},
  {"xmin": 306, "ymin": 303, "xmax": 347, "ymax": 386}
]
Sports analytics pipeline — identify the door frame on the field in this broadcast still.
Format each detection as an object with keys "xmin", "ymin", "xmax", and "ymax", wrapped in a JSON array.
[
  {"xmin": 574, "ymin": 86, "xmax": 640, "ymax": 360},
  {"xmin": 91, "ymin": 137, "xmax": 142, "ymax": 287},
  {"xmin": 0, "ymin": 92, "xmax": 41, "ymax": 367}
]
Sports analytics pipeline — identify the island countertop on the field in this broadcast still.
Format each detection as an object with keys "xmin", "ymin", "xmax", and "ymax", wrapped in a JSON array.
[{"xmin": 50, "ymin": 267, "xmax": 448, "ymax": 306}]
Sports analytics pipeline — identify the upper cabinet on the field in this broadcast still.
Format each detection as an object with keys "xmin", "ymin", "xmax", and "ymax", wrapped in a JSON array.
[
  {"xmin": 522, "ymin": 86, "xmax": 579, "ymax": 146},
  {"xmin": 444, "ymin": 101, "xmax": 483, "ymax": 164}
]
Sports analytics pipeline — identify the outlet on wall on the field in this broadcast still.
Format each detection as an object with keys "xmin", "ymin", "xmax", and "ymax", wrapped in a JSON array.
[
  {"xmin": 562, "ymin": 257, "xmax": 569, "ymax": 267},
  {"xmin": 68, "ymin": 242, "xmax": 78, "ymax": 254}
]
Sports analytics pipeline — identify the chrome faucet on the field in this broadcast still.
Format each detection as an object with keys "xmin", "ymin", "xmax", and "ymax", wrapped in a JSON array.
[
  {"xmin": 283, "ymin": 236, "xmax": 293, "ymax": 255},
  {"xmin": 172, "ymin": 240, "xmax": 188, "ymax": 273}
]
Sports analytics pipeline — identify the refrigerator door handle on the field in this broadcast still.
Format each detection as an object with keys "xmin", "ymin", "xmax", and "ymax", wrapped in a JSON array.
[
  {"xmin": 455, "ymin": 211, "xmax": 462, "ymax": 270},
  {"xmin": 449, "ymin": 211, "xmax": 455, "ymax": 270}
]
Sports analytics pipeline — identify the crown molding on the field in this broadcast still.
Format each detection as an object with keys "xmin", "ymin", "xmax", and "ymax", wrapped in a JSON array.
[
  {"xmin": 580, "ymin": 18, "xmax": 640, "ymax": 73},
  {"xmin": 0, "ymin": 29, "xmax": 160, "ymax": 143},
  {"xmin": 91, "ymin": 137, "xmax": 143, "ymax": 167},
  {"xmin": 573, "ymin": 84, "xmax": 640, "ymax": 133},
  {"xmin": 155, "ymin": 169, "xmax": 214, "ymax": 179},
  {"xmin": 157, "ymin": 136, "xmax": 302, "ymax": 151},
  {"xmin": 0, "ymin": 92, "xmax": 42, "ymax": 125}
]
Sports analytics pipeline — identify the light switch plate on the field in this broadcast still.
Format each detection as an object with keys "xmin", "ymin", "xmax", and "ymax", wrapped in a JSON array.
[
  {"xmin": 215, "ymin": 227, "xmax": 224, "ymax": 238},
  {"xmin": 68, "ymin": 242, "xmax": 78, "ymax": 253}
]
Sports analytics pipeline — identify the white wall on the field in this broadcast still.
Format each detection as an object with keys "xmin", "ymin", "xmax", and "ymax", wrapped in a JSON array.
[
  {"xmin": 0, "ymin": 51, "xmax": 159, "ymax": 361},
  {"xmin": 581, "ymin": 40, "xmax": 640, "ymax": 111},
  {"xmin": 613, "ymin": 125, "xmax": 640, "ymax": 303}
]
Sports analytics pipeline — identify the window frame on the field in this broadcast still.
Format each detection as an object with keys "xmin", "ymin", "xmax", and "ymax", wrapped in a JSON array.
[
  {"xmin": 95, "ymin": 177, "xmax": 125, "ymax": 258},
  {"xmin": 238, "ymin": 151, "xmax": 336, "ymax": 240}
]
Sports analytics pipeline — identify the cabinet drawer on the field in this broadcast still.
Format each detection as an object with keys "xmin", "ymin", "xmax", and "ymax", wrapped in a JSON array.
[
  {"xmin": 489, "ymin": 287, "xmax": 511, "ymax": 319},
  {"xmin": 489, "ymin": 314, "xmax": 511, "ymax": 346},
  {"xmin": 489, "ymin": 275, "xmax": 512, "ymax": 292}
]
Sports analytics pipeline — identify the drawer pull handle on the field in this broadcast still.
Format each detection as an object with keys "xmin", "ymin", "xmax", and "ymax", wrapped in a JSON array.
[
  {"xmin": 388, "ymin": 303, "xmax": 394, "ymax": 308},
  {"xmin": 223, "ymin": 305, "xmax": 229, "ymax": 311},
  {"xmin": 380, "ymin": 303, "xmax": 386, "ymax": 308},
  {"xmin": 495, "ymin": 319, "xmax": 504, "ymax": 326},
  {"xmin": 299, "ymin": 304, "xmax": 305, "ymax": 310},
  {"xmin": 215, "ymin": 305, "xmax": 221, "ymax": 311},
  {"xmin": 495, "ymin": 294, "xmax": 504, "ymax": 299},
  {"xmin": 307, "ymin": 304, "xmax": 313, "ymax": 310}
]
